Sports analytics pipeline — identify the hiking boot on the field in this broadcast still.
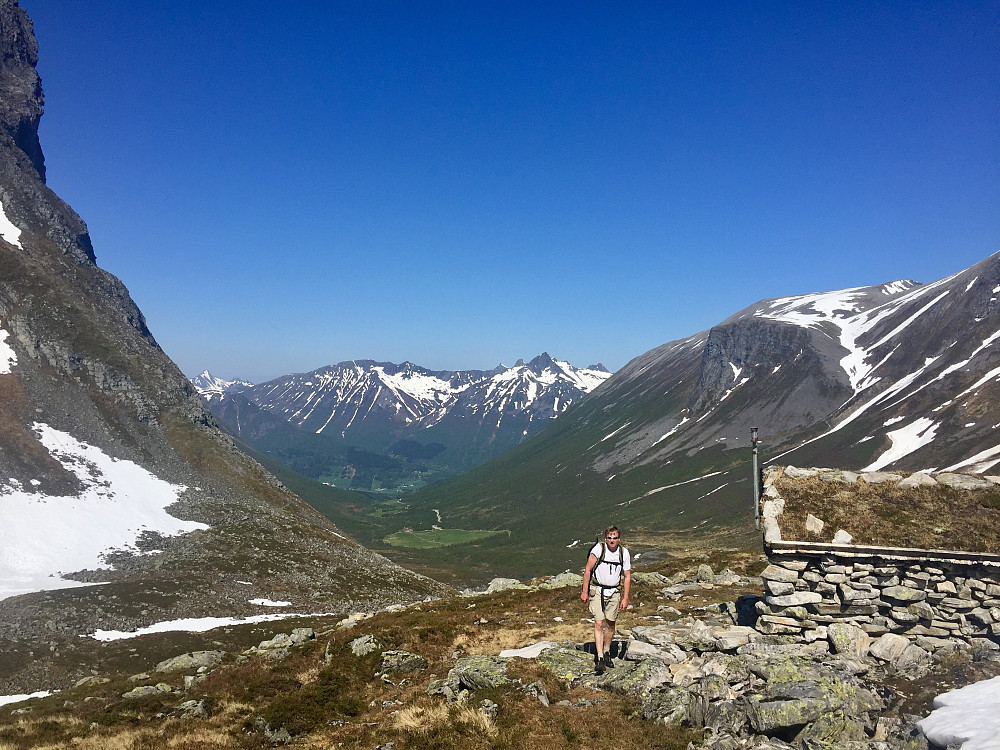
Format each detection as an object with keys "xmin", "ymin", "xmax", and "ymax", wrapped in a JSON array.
[
  {"xmin": 594, "ymin": 656, "xmax": 605, "ymax": 675},
  {"xmin": 602, "ymin": 652, "xmax": 613, "ymax": 668}
]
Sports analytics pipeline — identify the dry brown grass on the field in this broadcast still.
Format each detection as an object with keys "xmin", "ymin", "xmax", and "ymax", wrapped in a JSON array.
[
  {"xmin": 776, "ymin": 474, "xmax": 1000, "ymax": 551},
  {"xmin": 393, "ymin": 700, "xmax": 450, "ymax": 732}
]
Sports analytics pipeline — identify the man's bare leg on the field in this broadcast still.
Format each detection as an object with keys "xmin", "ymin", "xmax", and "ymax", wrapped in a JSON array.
[{"xmin": 593, "ymin": 618, "xmax": 607, "ymax": 659}]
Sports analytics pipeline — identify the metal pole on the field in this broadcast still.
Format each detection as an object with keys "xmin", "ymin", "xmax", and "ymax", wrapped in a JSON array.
[{"xmin": 751, "ymin": 427, "xmax": 761, "ymax": 530}]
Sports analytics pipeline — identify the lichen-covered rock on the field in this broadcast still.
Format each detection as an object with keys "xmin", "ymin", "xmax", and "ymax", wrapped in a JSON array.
[
  {"xmin": 349, "ymin": 633, "xmax": 382, "ymax": 657},
  {"xmin": 640, "ymin": 685, "xmax": 690, "ymax": 724},
  {"xmin": 792, "ymin": 709, "xmax": 867, "ymax": 746},
  {"xmin": 746, "ymin": 696, "xmax": 827, "ymax": 733},
  {"xmin": 819, "ymin": 470, "xmax": 859, "ymax": 484},
  {"xmin": 538, "ymin": 571, "xmax": 584, "ymax": 589},
  {"xmin": 380, "ymin": 650, "xmax": 428, "ymax": 674},
  {"xmin": 175, "ymin": 699, "xmax": 210, "ymax": 719},
  {"xmin": 828, "ymin": 623, "xmax": 871, "ymax": 658},
  {"xmin": 536, "ymin": 647, "xmax": 597, "ymax": 683},
  {"xmin": 936, "ymin": 473, "xmax": 993, "ymax": 490},
  {"xmin": 155, "ymin": 650, "xmax": 224, "ymax": 674},
  {"xmin": 599, "ymin": 658, "xmax": 673, "ymax": 697},
  {"xmin": 860, "ymin": 471, "xmax": 903, "ymax": 485},
  {"xmin": 884, "ymin": 586, "xmax": 927, "ymax": 603},
  {"xmin": 761, "ymin": 565, "xmax": 800, "ymax": 584},
  {"xmin": 448, "ymin": 654, "xmax": 512, "ymax": 691}
]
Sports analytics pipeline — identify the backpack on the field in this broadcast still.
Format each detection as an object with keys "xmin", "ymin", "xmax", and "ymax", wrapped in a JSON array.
[{"xmin": 586, "ymin": 539, "xmax": 623, "ymax": 592}]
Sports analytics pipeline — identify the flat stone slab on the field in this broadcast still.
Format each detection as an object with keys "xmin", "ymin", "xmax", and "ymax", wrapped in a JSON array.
[{"xmin": 935, "ymin": 473, "xmax": 994, "ymax": 490}]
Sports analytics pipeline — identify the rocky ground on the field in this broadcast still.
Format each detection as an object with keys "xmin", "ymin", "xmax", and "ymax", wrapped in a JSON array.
[{"xmin": 2, "ymin": 553, "xmax": 996, "ymax": 749}]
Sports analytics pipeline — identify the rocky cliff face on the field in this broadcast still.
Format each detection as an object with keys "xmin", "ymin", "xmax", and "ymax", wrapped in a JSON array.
[{"xmin": 0, "ymin": 0, "xmax": 447, "ymax": 694}]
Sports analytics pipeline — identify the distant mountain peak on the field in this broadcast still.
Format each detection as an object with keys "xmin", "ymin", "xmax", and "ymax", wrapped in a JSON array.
[{"xmin": 197, "ymin": 354, "xmax": 613, "ymax": 473}]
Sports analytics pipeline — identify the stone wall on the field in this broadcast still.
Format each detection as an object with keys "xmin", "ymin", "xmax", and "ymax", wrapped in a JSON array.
[{"xmin": 757, "ymin": 466, "xmax": 1000, "ymax": 654}]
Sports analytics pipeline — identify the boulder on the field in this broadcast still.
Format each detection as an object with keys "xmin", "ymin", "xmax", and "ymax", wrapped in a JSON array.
[
  {"xmin": 898, "ymin": 471, "xmax": 938, "ymax": 488},
  {"xmin": 784, "ymin": 466, "xmax": 819, "ymax": 479},
  {"xmin": 831, "ymin": 529, "xmax": 854, "ymax": 544},
  {"xmin": 175, "ymin": 699, "xmax": 210, "ymax": 719},
  {"xmin": 936, "ymin": 473, "xmax": 993, "ymax": 490},
  {"xmin": 349, "ymin": 634, "xmax": 382, "ymax": 657},
  {"xmin": 640, "ymin": 685, "xmax": 690, "ymax": 724},
  {"xmin": 746, "ymin": 696, "xmax": 827, "ymax": 733},
  {"xmin": 828, "ymin": 623, "xmax": 871, "ymax": 658},
  {"xmin": 380, "ymin": 650, "xmax": 428, "ymax": 674},
  {"xmin": 819, "ymin": 470, "xmax": 859, "ymax": 484},
  {"xmin": 870, "ymin": 633, "xmax": 910, "ymax": 662},
  {"xmin": 805, "ymin": 514, "xmax": 824, "ymax": 534},
  {"xmin": 538, "ymin": 571, "xmax": 584, "ymax": 589},
  {"xmin": 624, "ymin": 639, "xmax": 664, "ymax": 661},
  {"xmin": 859, "ymin": 471, "xmax": 903, "ymax": 485},
  {"xmin": 155, "ymin": 651, "xmax": 224, "ymax": 674},
  {"xmin": 536, "ymin": 647, "xmax": 596, "ymax": 683},
  {"xmin": 483, "ymin": 577, "xmax": 529, "ymax": 593},
  {"xmin": 696, "ymin": 564, "xmax": 715, "ymax": 583},
  {"xmin": 447, "ymin": 654, "xmax": 511, "ymax": 691},
  {"xmin": 600, "ymin": 658, "xmax": 673, "ymax": 696}
]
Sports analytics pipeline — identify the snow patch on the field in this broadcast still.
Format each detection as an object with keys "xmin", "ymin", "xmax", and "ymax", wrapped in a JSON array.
[
  {"xmin": 863, "ymin": 418, "xmax": 938, "ymax": 472},
  {"xmin": 249, "ymin": 598, "xmax": 292, "ymax": 607},
  {"xmin": 918, "ymin": 674, "xmax": 1000, "ymax": 750},
  {"xmin": 0, "ymin": 691, "xmax": 52, "ymax": 707},
  {"xmin": 0, "ymin": 320, "xmax": 16, "ymax": 374},
  {"xmin": 0, "ymin": 200, "xmax": 22, "ymax": 248},
  {"xmin": 89, "ymin": 612, "xmax": 333, "ymax": 641},
  {"xmin": 0, "ymin": 423, "xmax": 208, "ymax": 601}
]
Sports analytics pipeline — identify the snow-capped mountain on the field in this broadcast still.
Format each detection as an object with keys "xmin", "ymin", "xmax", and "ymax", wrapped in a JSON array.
[
  {"xmin": 198, "ymin": 353, "xmax": 611, "ymax": 473},
  {"xmin": 189, "ymin": 369, "xmax": 253, "ymax": 401},
  {"xmin": 592, "ymin": 253, "xmax": 1000, "ymax": 475}
]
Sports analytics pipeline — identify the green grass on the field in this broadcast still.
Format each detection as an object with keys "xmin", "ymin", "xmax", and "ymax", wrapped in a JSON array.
[{"xmin": 384, "ymin": 528, "xmax": 508, "ymax": 548}]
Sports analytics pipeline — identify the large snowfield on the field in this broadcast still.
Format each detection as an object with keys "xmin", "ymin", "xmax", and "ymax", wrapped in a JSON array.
[{"xmin": 0, "ymin": 423, "xmax": 208, "ymax": 601}]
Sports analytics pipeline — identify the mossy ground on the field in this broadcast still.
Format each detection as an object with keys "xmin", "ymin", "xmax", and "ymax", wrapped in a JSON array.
[{"xmin": 775, "ymin": 473, "xmax": 1000, "ymax": 551}]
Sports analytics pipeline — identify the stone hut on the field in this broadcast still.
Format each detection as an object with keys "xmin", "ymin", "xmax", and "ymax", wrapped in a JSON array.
[{"xmin": 756, "ymin": 466, "xmax": 1000, "ymax": 653}]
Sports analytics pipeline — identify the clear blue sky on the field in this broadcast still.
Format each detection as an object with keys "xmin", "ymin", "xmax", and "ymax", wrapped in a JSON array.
[{"xmin": 23, "ymin": 1, "xmax": 1000, "ymax": 383}]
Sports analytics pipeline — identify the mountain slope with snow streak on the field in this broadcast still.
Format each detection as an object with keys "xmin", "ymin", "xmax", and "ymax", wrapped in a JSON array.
[
  {"xmin": 198, "ymin": 353, "xmax": 611, "ymax": 474},
  {"xmin": 401, "ymin": 251, "xmax": 1000, "ymax": 576}
]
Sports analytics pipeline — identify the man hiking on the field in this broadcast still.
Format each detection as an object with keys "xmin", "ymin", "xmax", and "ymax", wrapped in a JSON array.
[{"xmin": 580, "ymin": 525, "xmax": 631, "ymax": 674}]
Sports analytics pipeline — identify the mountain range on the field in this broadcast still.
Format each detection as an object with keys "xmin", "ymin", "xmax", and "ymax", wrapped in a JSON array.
[{"xmin": 193, "ymin": 354, "xmax": 611, "ymax": 488}]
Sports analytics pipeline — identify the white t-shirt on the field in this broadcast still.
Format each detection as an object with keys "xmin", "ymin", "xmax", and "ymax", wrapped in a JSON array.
[{"xmin": 589, "ymin": 543, "xmax": 631, "ymax": 589}]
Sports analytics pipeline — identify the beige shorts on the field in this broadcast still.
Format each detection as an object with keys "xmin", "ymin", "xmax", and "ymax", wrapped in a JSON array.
[{"xmin": 588, "ymin": 586, "xmax": 621, "ymax": 622}]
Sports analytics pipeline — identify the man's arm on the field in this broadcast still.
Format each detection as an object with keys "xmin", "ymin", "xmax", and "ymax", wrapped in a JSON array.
[
  {"xmin": 620, "ymin": 569, "xmax": 631, "ymax": 610},
  {"xmin": 581, "ymin": 554, "xmax": 598, "ymax": 602}
]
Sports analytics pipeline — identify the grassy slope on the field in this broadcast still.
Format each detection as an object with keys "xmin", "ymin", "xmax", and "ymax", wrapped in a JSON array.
[{"xmin": 0, "ymin": 550, "xmax": 771, "ymax": 750}]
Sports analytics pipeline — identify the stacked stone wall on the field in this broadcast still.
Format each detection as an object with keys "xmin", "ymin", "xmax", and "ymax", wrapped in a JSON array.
[{"xmin": 757, "ymin": 465, "xmax": 1000, "ymax": 653}]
